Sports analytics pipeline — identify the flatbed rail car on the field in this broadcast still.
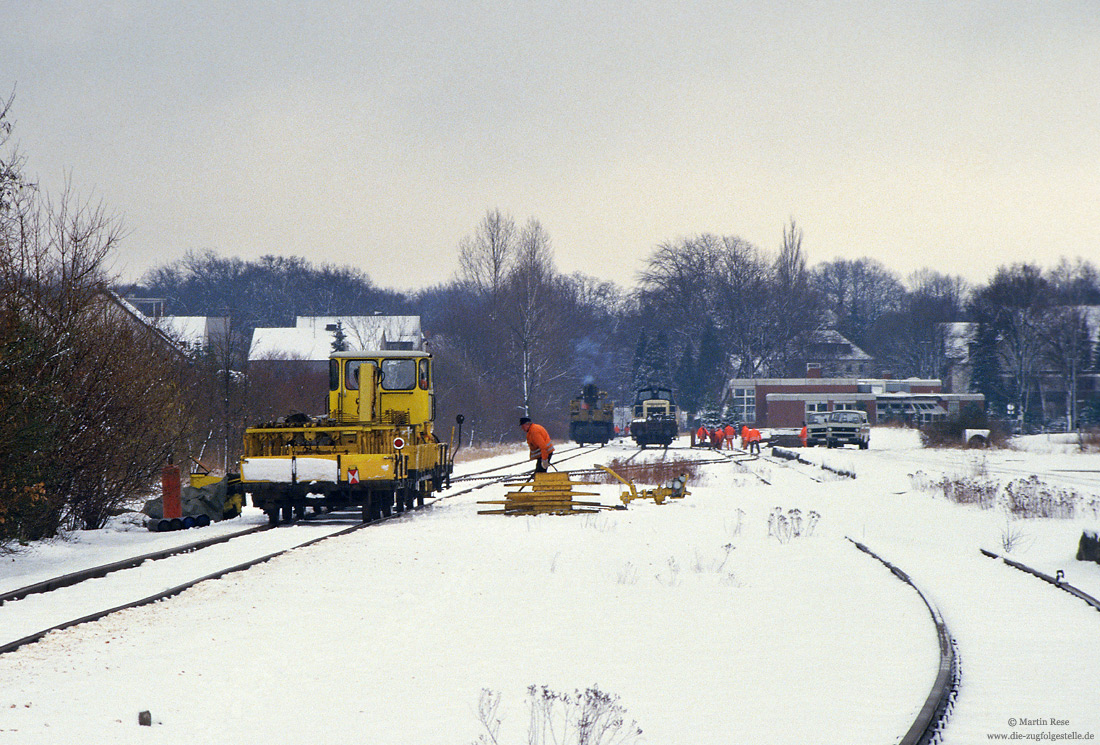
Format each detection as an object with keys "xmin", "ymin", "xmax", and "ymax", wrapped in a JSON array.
[
  {"xmin": 629, "ymin": 385, "xmax": 679, "ymax": 447},
  {"xmin": 569, "ymin": 383, "xmax": 615, "ymax": 444},
  {"xmin": 240, "ymin": 350, "xmax": 454, "ymax": 525}
]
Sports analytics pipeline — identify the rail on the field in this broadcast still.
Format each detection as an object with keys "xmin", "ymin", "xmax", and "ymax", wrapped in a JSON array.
[
  {"xmin": 847, "ymin": 538, "xmax": 959, "ymax": 745},
  {"xmin": 979, "ymin": 549, "xmax": 1100, "ymax": 613}
]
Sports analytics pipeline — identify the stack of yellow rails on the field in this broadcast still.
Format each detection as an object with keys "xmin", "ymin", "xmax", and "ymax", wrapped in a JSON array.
[{"xmin": 478, "ymin": 471, "xmax": 608, "ymax": 515}]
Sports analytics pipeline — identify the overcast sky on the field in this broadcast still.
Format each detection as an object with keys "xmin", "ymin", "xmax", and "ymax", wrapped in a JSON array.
[{"xmin": 3, "ymin": 1, "xmax": 1098, "ymax": 291}]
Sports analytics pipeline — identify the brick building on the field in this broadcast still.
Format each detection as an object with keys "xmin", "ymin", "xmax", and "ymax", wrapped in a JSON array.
[{"xmin": 722, "ymin": 376, "xmax": 984, "ymax": 428}]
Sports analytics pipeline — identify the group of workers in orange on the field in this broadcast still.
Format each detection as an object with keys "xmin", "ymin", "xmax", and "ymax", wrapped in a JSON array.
[{"xmin": 693, "ymin": 423, "xmax": 762, "ymax": 454}]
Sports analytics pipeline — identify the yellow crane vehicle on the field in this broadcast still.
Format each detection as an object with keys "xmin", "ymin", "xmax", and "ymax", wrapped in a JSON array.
[{"xmin": 239, "ymin": 350, "xmax": 455, "ymax": 526}]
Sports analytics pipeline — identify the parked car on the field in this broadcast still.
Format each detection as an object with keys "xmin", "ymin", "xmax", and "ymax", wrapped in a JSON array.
[
  {"xmin": 805, "ymin": 412, "xmax": 829, "ymax": 446},
  {"xmin": 826, "ymin": 410, "xmax": 870, "ymax": 449}
]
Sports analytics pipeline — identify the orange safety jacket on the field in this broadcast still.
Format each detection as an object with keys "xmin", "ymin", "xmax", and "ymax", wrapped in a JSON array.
[
  {"xmin": 748, "ymin": 428, "xmax": 761, "ymax": 442},
  {"xmin": 526, "ymin": 423, "xmax": 555, "ymax": 461},
  {"xmin": 695, "ymin": 426, "xmax": 708, "ymax": 441}
]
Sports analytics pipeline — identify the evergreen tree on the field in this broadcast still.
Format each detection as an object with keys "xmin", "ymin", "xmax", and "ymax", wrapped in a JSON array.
[
  {"xmin": 970, "ymin": 322, "xmax": 1006, "ymax": 413},
  {"xmin": 630, "ymin": 330, "xmax": 650, "ymax": 390},
  {"xmin": 695, "ymin": 321, "xmax": 725, "ymax": 404},
  {"xmin": 674, "ymin": 342, "xmax": 699, "ymax": 413},
  {"xmin": 645, "ymin": 331, "xmax": 672, "ymax": 388}
]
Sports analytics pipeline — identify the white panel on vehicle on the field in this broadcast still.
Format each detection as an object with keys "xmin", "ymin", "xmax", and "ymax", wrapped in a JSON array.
[
  {"xmin": 241, "ymin": 457, "xmax": 339, "ymax": 483},
  {"xmin": 241, "ymin": 458, "xmax": 294, "ymax": 483},
  {"xmin": 292, "ymin": 457, "xmax": 340, "ymax": 482}
]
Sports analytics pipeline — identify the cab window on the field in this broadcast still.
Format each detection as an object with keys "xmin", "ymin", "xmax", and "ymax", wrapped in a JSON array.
[
  {"xmin": 418, "ymin": 359, "xmax": 430, "ymax": 390},
  {"xmin": 381, "ymin": 358, "xmax": 415, "ymax": 390},
  {"xmin": 345, "ymin": 360, "xmax": 377, "ymax": 391}
]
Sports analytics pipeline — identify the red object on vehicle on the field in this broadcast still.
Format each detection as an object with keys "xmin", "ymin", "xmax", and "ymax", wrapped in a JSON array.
[{"xmin": 161, "ymin": 465, "xmax": 182, "ymax": 520}]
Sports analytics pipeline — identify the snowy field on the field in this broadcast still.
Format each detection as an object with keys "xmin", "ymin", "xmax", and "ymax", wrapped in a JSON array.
[{"xmin": 1, "ymin": 428, "xmax": 1099, "ymax": 744}]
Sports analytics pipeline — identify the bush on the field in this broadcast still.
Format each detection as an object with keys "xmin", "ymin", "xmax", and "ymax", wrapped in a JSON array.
[
  {"xmin": 597, "ymin": 457, "xmax": 701, "ymax": 487},
  {"xmin": 1077, "ymin": 531, "xmax": 1100, "ymax": 564},
  {"xmin": 2, "ymin": 148, "xmax": 193, "ymax": 543}
]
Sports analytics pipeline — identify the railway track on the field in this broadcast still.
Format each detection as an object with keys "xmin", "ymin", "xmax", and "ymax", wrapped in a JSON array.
[
  {"xmin": 0, "ymin": 504, "xmax": 431, "ymax": 656},
  {"xmin": 1, "ymin": 445, "xmax": 612, "ymax": 653},
  {"xmin": 848, "ymin": 538, "xmax": 960, "ymax": 745},
  {"xmin": 851, "ymin": 537, "xmax": 1100, "ymax": 743},
  {"xmin": 0, "ymin": 441, "xmax": 747, "ymax": 654},
  {"xmin": 979, "ymin": 549, "xmax": 1100, "ymax": 613}
]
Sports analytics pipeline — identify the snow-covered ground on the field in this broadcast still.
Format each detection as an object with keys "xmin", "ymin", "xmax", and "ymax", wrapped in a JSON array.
[{"xmin": 1, "ymin": 429, "xmax": 1098, "ymax": 744}]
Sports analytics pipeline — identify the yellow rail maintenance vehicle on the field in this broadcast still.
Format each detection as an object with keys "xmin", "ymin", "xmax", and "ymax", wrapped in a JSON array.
[{"xmin": 240, "ymin": 350, "xmax": 455, "ymax": 526}]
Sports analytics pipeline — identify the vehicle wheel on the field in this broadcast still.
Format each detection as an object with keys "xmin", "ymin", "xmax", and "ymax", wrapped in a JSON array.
[
  {"xmin": 859, "ymin": 440, "xmax": 868, "ymax": 450},
  {"xmin": 266, "ymin": 508, "xmax": 280, "ymax": 527},
  {"xmin": 281, "ymin": 504, "xmax": 294, "ymax": 523}
]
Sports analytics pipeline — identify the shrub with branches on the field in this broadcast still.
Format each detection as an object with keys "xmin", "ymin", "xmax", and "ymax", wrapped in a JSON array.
[
  {"xmin": 596, "ymin": 457, "xmax": 701, "ymax": 487},
  {"xmin": 2, "ymin": 104, "xmax": 193, "ymax": 544}
]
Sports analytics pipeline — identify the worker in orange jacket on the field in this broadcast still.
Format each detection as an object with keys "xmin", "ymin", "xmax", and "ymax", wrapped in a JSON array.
[
  {"xmin": 748, "ymin": 427, "xmax": 762, "ymax": 455},
  {"xmin": 740, "ymin": 424, "xmax": 750, "ymax": 449},
  {"xmin": 695, "ymin": 424, "xmax": 708, "ymax": 447},
  {"xmin": 723, "ymin": 424, "xmax": 736, "ymax": 450},
  {"xmin": 799, "ymin": 423, "xmax": 808, "ymax": 448},
  {"xmin": 520, "ymin": 417, "xmax": 554, "ymax": 473},
  {"xmin": 710, "ymin": 427, "xmax": 723, "ymax": 449}
]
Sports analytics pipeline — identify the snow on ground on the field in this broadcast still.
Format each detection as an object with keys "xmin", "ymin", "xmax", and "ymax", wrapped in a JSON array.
[{"xmin": 1, "ymin": 431, "xmax": 1099, "ymax": 744}]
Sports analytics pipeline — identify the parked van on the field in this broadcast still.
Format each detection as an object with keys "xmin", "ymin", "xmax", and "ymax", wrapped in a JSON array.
[{"xmin": 826, "ymin": 410, "xmax": 870, "ymax": 449}]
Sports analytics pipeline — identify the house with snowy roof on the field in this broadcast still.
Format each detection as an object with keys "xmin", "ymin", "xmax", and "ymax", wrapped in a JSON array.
[
  {"xmin": 783, "ymin": 329, "xmax": 876, "ymax": 379},
  {"xmin": 249, "ymin": 315, "xmax": 423, "ymax": 365},
  {"xmin": 246, "ymin": 315, "xmax": 425, "ymax": 418},
  {"xmin": 154, "ymin": 316, "xmax": 231, "ymax": 354}
]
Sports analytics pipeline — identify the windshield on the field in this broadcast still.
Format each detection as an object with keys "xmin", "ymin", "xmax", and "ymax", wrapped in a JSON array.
[
  {"xmin": 381, "ymin": 358, "xmax": 416, "ymax": 390},
  {"xmin": 830, "ymin": 411, "xmax": 863, "ymax": 423}
]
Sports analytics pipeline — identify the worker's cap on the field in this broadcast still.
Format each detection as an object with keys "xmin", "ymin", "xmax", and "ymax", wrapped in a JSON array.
[{"xmin": 519, "ymin": 417, "xmax": 531, "ymax": 425}]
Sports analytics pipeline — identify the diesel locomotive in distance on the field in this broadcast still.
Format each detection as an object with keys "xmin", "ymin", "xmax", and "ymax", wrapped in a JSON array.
[
  {"xmin": 629, "ymin": 385, "xmax": 678, "ymax": 447},
  {"xmin": 568, "ymin": 382, "xmax": 615, "ymax": 444}
]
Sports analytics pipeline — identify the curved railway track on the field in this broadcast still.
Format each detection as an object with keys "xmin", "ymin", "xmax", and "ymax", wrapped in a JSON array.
[
  {"xmin": 848, "ymin": 538, "xmax": 960, "ymax": 745},
  {"xmin": 979, "ymin": 548, "xmax": 1100, "ymax": 613}
]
